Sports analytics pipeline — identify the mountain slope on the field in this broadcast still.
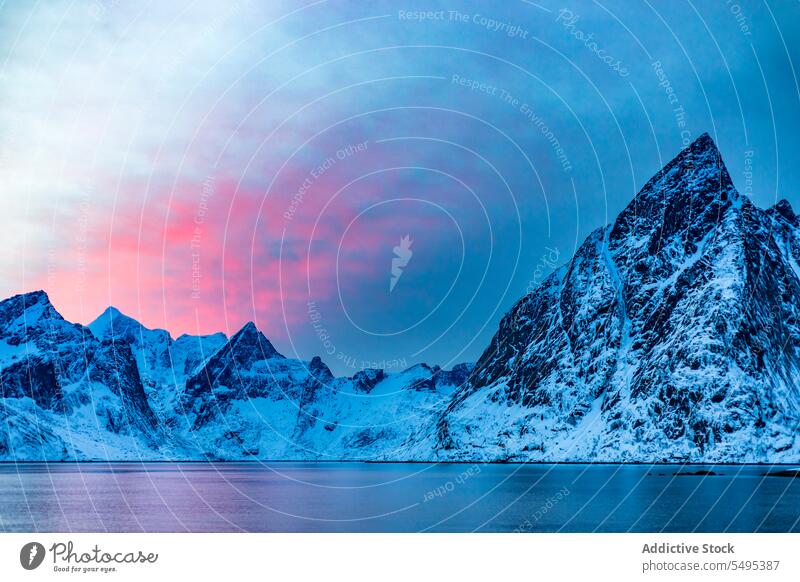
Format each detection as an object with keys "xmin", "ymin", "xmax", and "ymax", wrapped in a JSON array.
[
  {"xmin": 0, "ymin": 294, "xmax": 469, "ymax": 460},
  {"xmin": 0, "ymin": 291, "xmax": 164, "ymax": 460},
  {"xmin": 435, "ymin": 133, "xmax": 800, "ymax": 462},
  {"xmin": 1, "ymin": 133, "xmax": 798, "ymax": 462}
]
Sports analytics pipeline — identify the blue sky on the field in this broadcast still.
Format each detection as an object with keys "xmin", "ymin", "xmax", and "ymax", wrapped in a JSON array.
[{"xmin": 1, "ymin": 0, "xmax": 799, "ymax": 374}]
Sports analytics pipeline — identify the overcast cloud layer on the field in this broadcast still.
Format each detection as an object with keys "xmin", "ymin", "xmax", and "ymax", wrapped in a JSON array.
[{"xmin": 1, "ymin": 0, "xmax": 798, "ymax": 374}]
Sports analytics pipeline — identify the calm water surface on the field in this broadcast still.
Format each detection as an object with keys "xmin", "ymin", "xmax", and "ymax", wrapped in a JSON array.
[{"xmin": 0, "ymin": 463, "xmax": 798, "ymax": 532}]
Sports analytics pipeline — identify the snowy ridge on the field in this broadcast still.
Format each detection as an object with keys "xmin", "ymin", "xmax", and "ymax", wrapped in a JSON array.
[
  {"xmin": 1, "ymin": 134, "xmax": 799, "ymax": 462},
  {"xmin": 438, "ymin": 133, "xmax": 800, "ymax": 462},
  {"xmin": 0, "ymin": 291, "xmax": 471, "ymax": 461}
]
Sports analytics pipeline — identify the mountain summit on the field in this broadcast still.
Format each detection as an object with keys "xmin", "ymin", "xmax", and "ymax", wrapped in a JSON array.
[
  {"xmin": 437, "ymin": 134, "xmax": 800, "ymax": 462},
  {"xmin": 1, "ymin": 134, "xmax": 799, "ymax": 462}
]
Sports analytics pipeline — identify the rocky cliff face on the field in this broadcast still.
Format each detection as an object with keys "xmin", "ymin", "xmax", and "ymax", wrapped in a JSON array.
[
  {"xmin": 436, "ymin": 134, "xmax": 800, "ymax": 462},
  {"xmin": 0, "ymin": 291, "xmax": 163, "ymax": 459},
  {"xmin": 1, "ymin": 134, "xmax": 798, "ymax": 462},
  {"xmin": 0, "ymin": 291, "xmax": 467, "ymax": 460}
]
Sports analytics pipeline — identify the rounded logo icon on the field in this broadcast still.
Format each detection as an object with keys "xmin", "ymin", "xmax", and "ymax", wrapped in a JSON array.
[{"xmin": 20, "ymin": 542, "xmax": 46, "ymax": 570}]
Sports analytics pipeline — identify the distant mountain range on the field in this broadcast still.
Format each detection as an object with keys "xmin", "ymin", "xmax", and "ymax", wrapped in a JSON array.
[{"xmin": 2, "ymin": 134, "xmax": 798, "ymax": 462}]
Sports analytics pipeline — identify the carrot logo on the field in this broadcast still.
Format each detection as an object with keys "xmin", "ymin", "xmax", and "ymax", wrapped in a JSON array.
[
  {"xmin": 20, "ymin": 542, "xmax": 46, "ymax": 570},
  {"xmin": 390, "ymin": 235, "xmax": 413, "ymax": 292}
]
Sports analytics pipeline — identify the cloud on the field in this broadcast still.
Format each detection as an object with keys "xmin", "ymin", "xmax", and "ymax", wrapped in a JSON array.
[{"xmin": 2, "ymin": 0, "xmax": 797, "ymax": 373}]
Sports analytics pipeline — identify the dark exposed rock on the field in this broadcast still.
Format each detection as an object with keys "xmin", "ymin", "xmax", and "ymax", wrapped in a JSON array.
[
  {"xmin": 438, "ymin": 133, "xmax": 800, "ymax": 462},
  {"xmin": 2, "ymin": 134, "xmax": 799, "ymax": 463},
  {"xmin": 351, "ymin": 368, "xmax": 386, "ymax": 393}
]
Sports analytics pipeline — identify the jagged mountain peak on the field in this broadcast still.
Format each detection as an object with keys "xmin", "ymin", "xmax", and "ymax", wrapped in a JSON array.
[
  {"xmin": 608, "ymin": 132, "xmax": 738, "ymax": 264},
  {"xmin": 653, "ymin": 132, "xmax": 725, "ymax": 178},
  {"xmin": 769, "ymin": 199, "xmax": 798, "ymax": 226},
  {"xmin": 9, "ymin": 289, "xmax": 50, "ymax": 304},
  {"xmin": 631, "ymin": 132, "xmax": 733, "ymax": 204},
  {"xmin": 3, "ymin": 133, "xmax": 800, "ymax": 463},
  {"xmin": 89, "ymin": 306, "xmax": 129, "ymax": 334},
  {"xmin": 687, "ymin": 131, "xmax": 717, "ymax": 153},
  {"xmin": 308, "ymin": 355, "xmax": 333, "ymax": 380},
  {"xmin": 236, "ymin": 320, "xmax": 258, "ymax": 334},
  {"xmin": 99, "ymin": 305, "xmax": 123, "ymax": 317},
  {"xmin": 88, "ymin": 305, "xmax": 172, "ymax": 343},
  {"xmin": 0, "ymin": 289, "xmax": 54, "ymax": 314},
  {"xmin": 0, "ymin": 289, "xmax": 76, "ymax": 341},
  {"xmin": 229, "ymin": 321, "xmax": 283, "ymax": 359},
  {"xmin": 445, "ymin": 134, "xmax": 800, "ymax": 463}
]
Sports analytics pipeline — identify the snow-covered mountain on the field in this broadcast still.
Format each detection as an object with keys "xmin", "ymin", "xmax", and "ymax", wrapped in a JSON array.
[
  {"xmin": 435, "ymin": 133, "xmax": 800, "ymax": 462},
  {"xmin": 0, "ymin": 291, "xmax": 164, "ymax": 460},
  {"xmin": 0, "ymin": 291, "xmax": 469, "ymax": 461},
  {"xmin": 1, "ymin": 134, "xmax": 798, "ymax": 462}
]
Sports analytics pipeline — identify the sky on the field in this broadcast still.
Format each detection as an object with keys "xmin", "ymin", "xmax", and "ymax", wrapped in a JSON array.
[{"xmin": 1, "ymin": 0, "xmax": 799, "ymax": 375}]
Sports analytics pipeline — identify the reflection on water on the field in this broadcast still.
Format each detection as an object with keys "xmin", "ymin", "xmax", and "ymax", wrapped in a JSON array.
[{"xmin": 0, "ymin": 463, "xmax": 798, "ymax": 532}]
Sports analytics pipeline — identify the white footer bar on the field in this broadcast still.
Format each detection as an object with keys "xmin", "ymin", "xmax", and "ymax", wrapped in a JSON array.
[{"xmin": 0, "ymin": 533, "xmax": 796, "ymax": 581}]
